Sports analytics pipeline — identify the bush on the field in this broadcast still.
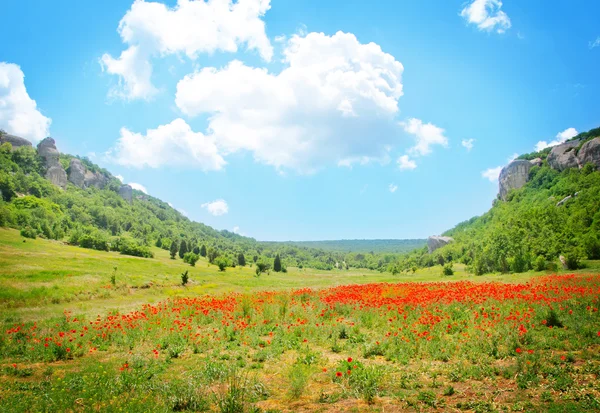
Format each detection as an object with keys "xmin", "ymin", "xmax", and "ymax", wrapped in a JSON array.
[
  {"xmin": 534, "ymin": 256, "xmax": 547, "ymax": 272},
  {"xmin": 215, "ymin": 257, "xmax": 227, "ymax": 272},
  {"xmin": 442, "ymin": 262, "xmax": 454, "ymax": 276},
  {"xmin": 20, "ymin": 226, "xmax": 37, "ymax": 239},
  {"xmin": 118, "ymin": 239, "xmax": 154, "ymax": 258},
  {"xmin": 183, "ymin": 252, "xmax": 199, "ymax": 267},
  {"xmin": 564, "ymin": 250, "xmax": 583, "ymax": 270},
  {"xmin": 181, "ymin": 270, "xmax": 189, "ymax": 286}
]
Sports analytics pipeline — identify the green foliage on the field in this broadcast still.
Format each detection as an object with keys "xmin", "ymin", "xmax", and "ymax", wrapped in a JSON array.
[
  {"xmin": 20, "ymin": 226, "xmax": 37, "ymax": 239},
  {"xmin": 178, "ymin": 240, "xmax": 188, "ymax": 259},
  {"xmin": 442, "ymin": 262, "xmax": 454, "ymax": 276},
  {"xmin": 238, "ymin": 252, "xmax": 246, "ymax": 266},
  {"xmin": 183, "ymin": 252, "xmax": 199, "ymax": 267},
  {"xmin": 273, "ymin": 254, "xmax": 282, "ymax": 272},
  {"xmin": 200, "ymin": 244, "xmax": 207, "ymax": 257},
  {"xmin": 181, "ymin": 270, "xmax": 189, "ymax": 286},
  {"xmin": 216, "ymin": 257, "xmax": 228, "ymax": 272},
  {"xmin": 170, "ymin": 240, "xmax": 178, "ymax": 260}
]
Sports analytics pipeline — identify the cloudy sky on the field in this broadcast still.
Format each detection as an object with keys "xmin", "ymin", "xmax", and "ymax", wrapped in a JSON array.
[{"xmin": 1, "ymin": 0, "xmax": 599, "ymax": 240}]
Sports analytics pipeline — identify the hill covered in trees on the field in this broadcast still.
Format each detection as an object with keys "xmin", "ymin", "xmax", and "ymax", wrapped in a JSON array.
[
  {"xmin": 282, "ymin": 239, "xmax": 426, "ymax": 253},
  {"xmin": 394, "ymin": 126, "xmax": 600, "ymax": 275},
  {"xmin": 0, "ymin": 131, "xmax": 419, "ymax": 272}
]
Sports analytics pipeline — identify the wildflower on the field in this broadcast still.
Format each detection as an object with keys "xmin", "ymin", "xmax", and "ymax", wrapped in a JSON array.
[
  {"xmin": 347, "ymin": 370, "xmax": 351, "ymax": 375},
  {"xmin": 336, "ymin": 371, "xmax": 343, "ymax": 377},
  {"xmin": 322, "ymin": 368, "xmax": 327, "ymax": 372},
  {"xmin": 347, "ymin": 357, "xmax": 353, "ymax": 363},
  {"xmin": 12, "ymin": 363, "xmax": 16, "ymax": 369},
  {"xmin": 516, "ymin": 348, "xmax": 522, "ymax": 354}
]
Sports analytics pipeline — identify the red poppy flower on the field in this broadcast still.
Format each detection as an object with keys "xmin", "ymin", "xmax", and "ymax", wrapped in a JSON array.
[
  {"xmin": 336, "ymin": 371, "xmax": 342, "ymax": 377},
  {"xmin": 516, "ymin": 348, "xmax": 522, "ymax": 354},
  {"xmin": 347, "ymin": 357, "xmax": 353, "ymax": 363}
]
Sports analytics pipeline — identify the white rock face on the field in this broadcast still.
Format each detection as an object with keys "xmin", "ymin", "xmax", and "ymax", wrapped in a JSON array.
[
  {"xmin": 37, "ymin": 137, "xmax": 67, "ymax": 189},
  {"xmin": 498, "ymin": 160, "xmax": 532, "ymax": 201},
  {"xmin": 427, "ymin": 236, "xmax": 454, "ymax": 253}
]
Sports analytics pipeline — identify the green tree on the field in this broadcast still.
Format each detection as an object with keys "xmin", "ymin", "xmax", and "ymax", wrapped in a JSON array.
[
  {"xmin": 207, "ymin": 247, "xmax": 219, "ymax": 264},
  {"xmin": 238, "ymin": 252, "xmax": 246, "ymax": 266},
  {"xmin": 170, "ymin": 240, "xmax": 178, "ymax": 260},
  {"xmin": 192, "ymin": 245, "xmax": 200, "ymax": 255},
  {"xmin": 183, "ymin": 252, "xmax": 199, "ymax": 267},
  {"xmin": 155, "ymin": 237, "xmax": 162, "ymax": 248},
  {"xmin": 178, "ymin": 240, "xmax": 188, "ymax": 259},
  {"xmin": 273, "ymin": 254, "xmax": 282, "ymax": 272},
  {"xmin": 200, "ymin": 244, "xmax": 207, "ymax": 257}
]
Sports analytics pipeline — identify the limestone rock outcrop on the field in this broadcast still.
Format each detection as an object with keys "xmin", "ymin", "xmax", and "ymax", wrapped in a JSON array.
[
  {"xmin": 547, "ymin": 140, "xmax": 581, "ymax": 171},
  {"xmin": 0, "ymin": 133, "xmax": 32, "ymax": 149},
  {"xmin": 67, "ymin": 158, "xmax": 110, "ymax": 189},
  {"xmin": 498, "ymin": 160, "xmax": 532, "ymax": 201},
  {"xmin": 578, "ymin": 137, "xmax": 600, "ymax": 169},
  {"xmin": 118, "ymin": 184, "xmax": 133, "ymax": 204},
  {"xmin": 68, "ymin": 158, "xmax": 86, "ymax": 188},
  {"xmin": 427, "ymin": 236, "xmax": 454, "ymax": 254},
  {"xmin": 37, "ymin": 138, "xmax": 67, "ymax": 189}
]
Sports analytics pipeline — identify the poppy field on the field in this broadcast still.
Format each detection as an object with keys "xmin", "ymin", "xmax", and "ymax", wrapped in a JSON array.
[{"xmin": 1, "ymin": 274, "xmax": 600, "ymax": 412}]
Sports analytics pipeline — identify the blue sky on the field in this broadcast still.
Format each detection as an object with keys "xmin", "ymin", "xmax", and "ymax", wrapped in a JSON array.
[{"xmin": 1, "ymin": 0, "xmax": 599, "ymax": 241}]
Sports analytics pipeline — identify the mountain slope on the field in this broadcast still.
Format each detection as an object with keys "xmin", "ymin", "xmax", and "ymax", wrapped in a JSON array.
[{"xmin": 0, "ymin": 131, "xmax": 422, "ymax": 271}]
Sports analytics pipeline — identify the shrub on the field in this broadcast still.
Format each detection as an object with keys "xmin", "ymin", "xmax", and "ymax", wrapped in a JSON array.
[
  {"xmin": 118, "ymin": 239, "xmax": 154, "ymax": 258},
  {"xmin": 534, "ymin": 256, "xmax": 547, "ymax": 272},
  {"xmin": 183, "ymin": 252, "xmax": 199, "ymax": 267},
  {"xmin": 20, "ymin": 226, "xmax": 37, "ymax": 239},
  {"xmin": 181, "ymin": 270, "xmax": 189, "ymax": 286},
  {"xmin": 564, "ymin": 250, "xmax": 583, "ymax": 270},
  {"xmin": 215, "ymin": 257, "xmax": 227, "ymax": 272},
  {"xmin": 442, "ymin": 262, "xmax": 454, "ymax": 276}
]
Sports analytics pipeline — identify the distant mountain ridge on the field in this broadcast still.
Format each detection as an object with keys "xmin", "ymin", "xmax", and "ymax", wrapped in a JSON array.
[{"xmin": 280, "ymin": 239, "xmax": 426, "ymax": 253}]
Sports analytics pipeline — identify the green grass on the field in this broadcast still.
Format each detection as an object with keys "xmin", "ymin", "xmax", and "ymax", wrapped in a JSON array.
[{"xmin": 1, "ymin": 228, "xmax": 598, "ymax": 323}]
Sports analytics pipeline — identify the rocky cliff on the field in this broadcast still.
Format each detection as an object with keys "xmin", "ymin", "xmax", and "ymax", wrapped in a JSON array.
[
  {"xmin": 498, "ymin": 136, "xmax": 600, "ymax": 200},
  {"xmin": 1, "ymin": 133, "xmax": 132, "ymax": 203},
  {"xmin": 427, "ymin": 236, "xmax": 454, "ymax": 253},
  {"xmin": 37, "ymin": 137, "xmax": 68, "ymax": 189}
]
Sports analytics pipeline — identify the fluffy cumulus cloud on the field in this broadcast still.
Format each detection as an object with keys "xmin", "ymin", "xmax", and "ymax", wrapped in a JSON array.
[
  {"xmin": 0, "ymin": 63, "xmax": 51, "ymax": 142},
  {"xmin": 397, "ymin": 155, "xmax": 417, "ymax": 170},
  {"xmin": 175, "ymin": 31, "xmax": 404, "ymax": 172},
  {"xmin": 461, "ymin": 138, "xmax": 475, "ymax": 151},
  {"xmin": 388, "ymin": 183, "xmax": 398, "ymax": 193},
  {"xmin": 401, "ymin": 118, "xmax": 449, "ymax": 156},
  {"xmin": 110, "ymin": 118, "xmax": 226, "ymax": 170},
  {"xmin": 202, "ymin": 199, "xmax": 228, "ymax": 216},
  {"xmin": 101, "ymin": 0, "xmax": 273, "ymax": 100},
  {"xmin": 460, "ymin": 0, "xmax": 511, "ymax": 34},
  {"xmin": 534, "ymin": 127, "xmax": 578, "ymax": 151}
]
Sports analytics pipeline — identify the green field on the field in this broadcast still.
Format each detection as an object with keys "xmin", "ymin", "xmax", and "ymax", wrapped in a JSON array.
[
  {"xmin": 0, "ymin": 228, "xmax": 577, "ymax": 323},
  {"xmin": 2, "ymin": 228, "xmax": 600, "ymax": 412}
]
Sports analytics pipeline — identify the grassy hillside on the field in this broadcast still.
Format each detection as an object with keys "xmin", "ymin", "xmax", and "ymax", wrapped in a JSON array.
[{"xmin": 0, "ymin": 135, "xmax": 422, "ymax": 272}]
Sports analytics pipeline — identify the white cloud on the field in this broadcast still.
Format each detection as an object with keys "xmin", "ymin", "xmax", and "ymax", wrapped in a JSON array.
[
  {"xmin": 507, "ymin": 153, "xmax": 518, "ymax": 162},
  {"xmin": 115, "ymin": 174, "xmax": 124, "ymax": 182},
  {"xmin": 388, "ymin": 183, "xmax": 398, "ymax": 193},
  {"xmin": 401, "ymin": 118, "xmax": 449, "ymax": 156},
  {"xmin": 482, "ymin": 166, "xmax": 502, "ymax": 182},
  {"xmin": 397, "ymin": 155, "xmax": 417, "ymax": 170},
  {"xmin": 109, "ymin": 118, "xmax": 226, "ymax": 170},
  {"xmin": 233, "ymin": 225, "xmax": 240, "ymax": 233},
  {"xmin": 101, "ymin": 0, "xmax": 273, "ymax": 100},
  {"xmin": 461, "ymin": 138, "xmax": 475, "ymax": 151},
  {"xmin": 175, "ymin": 31, "xmax": 404, "ymax": 173},
  {"xmin": 460, "ymin": 0, "xmax": 511, "ymax": 34},
  {"xmin": 202, "ymin": 199, "xmax": 228, "ymax": 216},
  {"xmin": 534, "ymin": 127, "xmax": 578, "ymax": 151},
  {"xmin": 590, "ymin": 37, "xmax": 600, "ymax": 49},
  {"xmin": 0, "ymin": 62, "xmax": 51, "ymax": 142},
  {"xmin": 129, "ymin": 182, "xmax": 148, "ymax": 193}
]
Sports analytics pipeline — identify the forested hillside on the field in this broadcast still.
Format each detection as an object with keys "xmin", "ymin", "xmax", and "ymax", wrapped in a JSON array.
[
  {"xmin": 393, "ymin": 127, "xmax": 600, "ymax": 275},
  {"xmin": 0, "ymin": 132, "xmax": 417, "ymax": 272},
  {"xmin": 280, "ymin": 239, "xmax": 426, "ymax": 253}
]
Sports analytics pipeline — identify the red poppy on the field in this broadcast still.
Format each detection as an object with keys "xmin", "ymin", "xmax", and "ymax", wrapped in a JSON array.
[
  {"xmin": 516, "ymin": 348, "xmax": 522, "ymax": 354},
  {"xmin": 336, "ymin": 371, "xmax": 342, "ymax": 377},
  {"xmin": 347, "ymin": 357, "xmax": 353, "ymax": 363}
]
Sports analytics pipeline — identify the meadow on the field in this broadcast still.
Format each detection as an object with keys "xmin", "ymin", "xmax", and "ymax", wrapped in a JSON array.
[{"xmin": 1, "ymin": 229, "xmax": 600, "ymax": 412}]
